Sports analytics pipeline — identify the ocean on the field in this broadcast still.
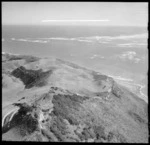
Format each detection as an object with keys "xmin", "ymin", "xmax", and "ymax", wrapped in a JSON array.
[{"xmin": 2, "ymin": 25, "xmax": 148, "ymax": 97}]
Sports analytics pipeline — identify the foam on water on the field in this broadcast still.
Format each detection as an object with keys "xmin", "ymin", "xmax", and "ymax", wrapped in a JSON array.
[{"xmin": 9, "ymin": 33, "xmax": 148, "ymax": 44}]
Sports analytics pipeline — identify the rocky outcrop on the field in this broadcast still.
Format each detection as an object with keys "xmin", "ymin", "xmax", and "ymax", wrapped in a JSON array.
[
  {"xmin": 2, "ymin": 86, "xmax": 148, "ymax": 142},
  {"xmin": 111, "ymin": 81, "xmax": 124, "ymax": 98}
]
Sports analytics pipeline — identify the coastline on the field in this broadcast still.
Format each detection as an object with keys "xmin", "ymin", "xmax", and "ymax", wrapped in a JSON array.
[{"xmin": 108, "ymin": 75, "xmax": 148, "ymax": 103}]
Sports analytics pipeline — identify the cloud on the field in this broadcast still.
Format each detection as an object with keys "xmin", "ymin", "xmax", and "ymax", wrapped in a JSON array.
[
  {"xmin": 41, "ymin": 19, "xmax": 110, "ymax": 22},
  {"xmin": 118, "ymin": 43, "xmax": 147, "ymax": 47}
]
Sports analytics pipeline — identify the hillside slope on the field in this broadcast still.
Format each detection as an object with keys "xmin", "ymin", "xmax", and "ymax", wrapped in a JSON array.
[{"xmin": 2, "ymin": 53, "xmax": 148, "ymax": 142}]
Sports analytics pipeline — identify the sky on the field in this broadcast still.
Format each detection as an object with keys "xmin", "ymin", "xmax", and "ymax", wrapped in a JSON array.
[{"xmin": 2, "ymin": 2, "xmax": 148, "ymax": 26}]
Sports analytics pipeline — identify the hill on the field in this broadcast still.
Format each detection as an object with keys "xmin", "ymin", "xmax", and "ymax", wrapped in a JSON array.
[{"xmin": 2, "ymin": 52, "xmax": 148, "ymax": 142}]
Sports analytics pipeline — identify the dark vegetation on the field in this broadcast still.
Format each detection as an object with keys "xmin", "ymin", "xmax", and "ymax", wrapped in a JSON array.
[
  {"xmin": 11, "ymin": 66, "xmax": 52, "ymax": 89},
  {"xmin": 107, "ymin": 131, "xmax": 114, "ymax": 142},
  {"xmin": 41, "ymin": 129, "xmax": 56, "ymax": 141},
  {"xmin": 50, "ymin": 93, "xmax": 125, "ymax": 142},
  {"xmin": 92, "ymin": 72, "xmax": 107, "ymax": 81},
  {"xmin": 52, "ymin": 94, "xmax": 86, "ymax": 125},
  {"xmin": 74, "ymin": 125, "xmax": 95, "ymax": 141},
  {"xmin": 92, "ymin": 72, "xmax": 107, "ymax": 86},
  {"xmin": 49, "ymin": 123, "xmax": 66, "ymax": 141},
  {"xmin": 128, "ymin": 110, "xmax": 147, "ymax": 124},
  {"xmin": 93, "ymin": 125, "xmax": 106, "ymax": 141},
  {"xmin": 113, "ymin": 132, "xmax": 127, "ymax": 143},
  {"xmin": 48, "ymin": 93, "xmax": 92, "ymax": 141},
  {"xmin": 2, "ymin": 91, "xmax": 129, "ymax": 142},
  {"xmin": 2, "ymin": 103, "xmax": 38, "ymax": 135}
]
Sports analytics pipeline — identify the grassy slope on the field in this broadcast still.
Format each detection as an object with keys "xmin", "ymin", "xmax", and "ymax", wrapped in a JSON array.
[{"xmin": 2, "ymin": 53, "xmax": 148, "ymax": 142}]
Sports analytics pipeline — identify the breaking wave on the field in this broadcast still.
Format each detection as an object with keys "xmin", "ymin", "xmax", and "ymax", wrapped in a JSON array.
[
  {"xmin": 117, "ymin": 43, "xmax": 147, "ymax": 47},
  {"xmin": 10, "ymin": 33, "xmax": 148, "ymax": 44},
  {"xmin": 11, "ymin": 38, "xmax": 48, "ymax": 43}
]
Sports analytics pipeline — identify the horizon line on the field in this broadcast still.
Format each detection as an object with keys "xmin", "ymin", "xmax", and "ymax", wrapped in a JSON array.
[
  {"xmin": 42, "ymin": 19, "xmax": 110, "ymax": 22},
  {"xmin": 2, "ymin": 24, "xmax": 148, "ymax": 27}
]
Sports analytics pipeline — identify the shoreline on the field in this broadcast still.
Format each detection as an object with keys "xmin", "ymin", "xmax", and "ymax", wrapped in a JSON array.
[
  {"xmin": 2, "ymin": 52, "xmax": 147, "ymax": 102},
  {"xmin": 109, "ymin": 75, "xmax": 148, "ymax": 103}
]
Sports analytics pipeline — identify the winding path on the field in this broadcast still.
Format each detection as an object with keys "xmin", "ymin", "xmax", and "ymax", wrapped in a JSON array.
[{"xmin": 2, "ymin": 108, "xmax": 19, "ymax": 128}]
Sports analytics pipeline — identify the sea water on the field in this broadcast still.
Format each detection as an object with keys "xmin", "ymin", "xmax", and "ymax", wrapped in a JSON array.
[{"xmin": 2, "ymin": 25, "xmax": 148, "ymax": 97}]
